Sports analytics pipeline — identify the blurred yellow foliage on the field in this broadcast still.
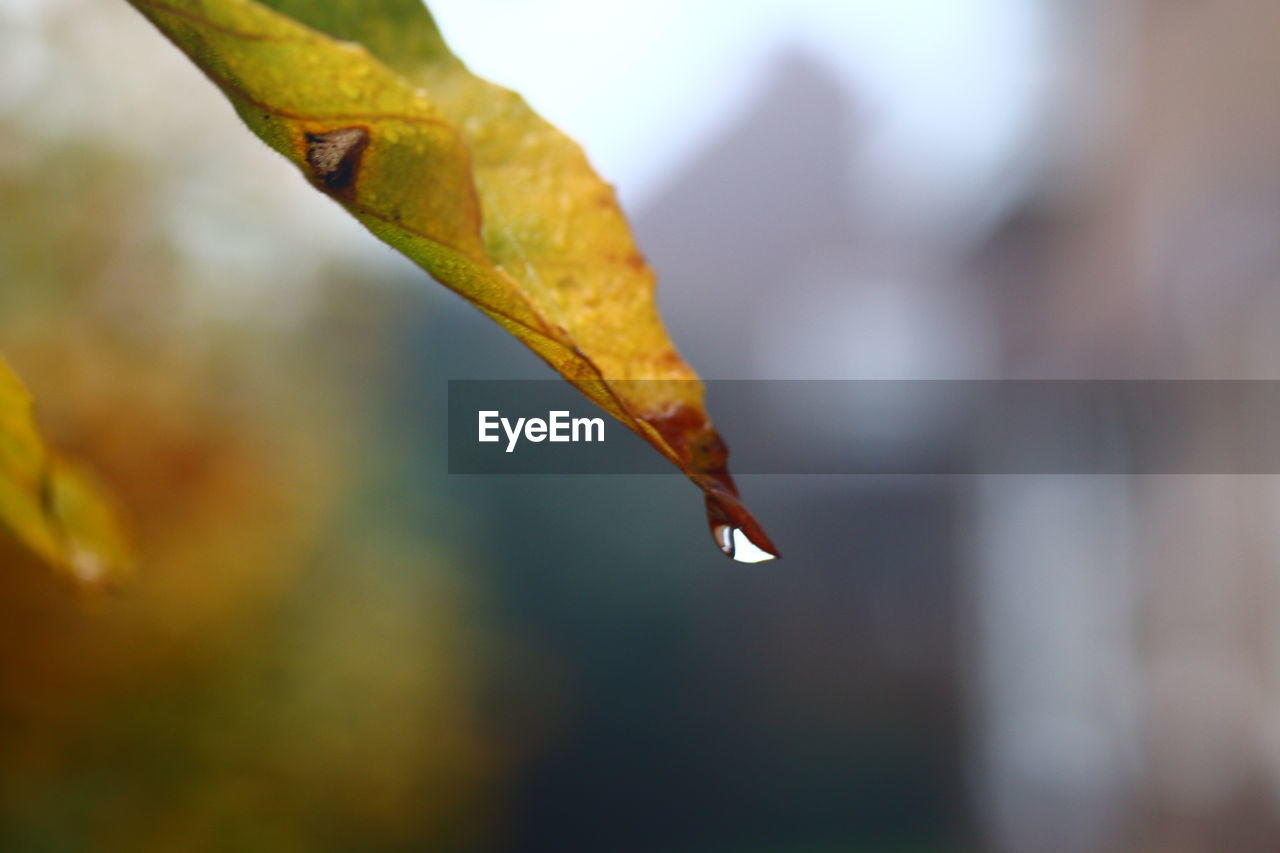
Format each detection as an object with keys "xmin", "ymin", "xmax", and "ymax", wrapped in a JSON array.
[
  {"xmin": 0, "ymin": 357, "xmax": 132, "ymax": 590},
  {"xmin": 0, "ymin": 44, "xmax": 499, "ymax": 852}
]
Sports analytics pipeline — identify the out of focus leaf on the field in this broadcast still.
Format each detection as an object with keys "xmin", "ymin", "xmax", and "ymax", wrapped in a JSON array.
[
  {"xmin": 126, "ymin": 0, "xmax": 777, "ymax": 560},
  {"xmin": 0, "ymin": 358, "xmax": 132, "ymax": 589}
]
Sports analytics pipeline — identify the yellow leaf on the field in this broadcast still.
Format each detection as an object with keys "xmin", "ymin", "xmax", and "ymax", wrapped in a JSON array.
[
  {"xmin": 0, "ymin": 358, "xmax": 133, "ymax": 590},
  {"xmin": 127, "ymin": 0, "xmax": 777, "ymax": 560}
]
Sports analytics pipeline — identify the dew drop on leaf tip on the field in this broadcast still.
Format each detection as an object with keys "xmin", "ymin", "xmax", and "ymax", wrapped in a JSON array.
[{"xmin": 712, "ymin": 523, "xmax": 777, "ymax": 564}]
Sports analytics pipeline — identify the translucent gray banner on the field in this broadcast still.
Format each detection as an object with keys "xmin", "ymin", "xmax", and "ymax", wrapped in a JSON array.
[{"xmin": 448, "ymin": 380, "xmax": 1280, "ymax": 474}]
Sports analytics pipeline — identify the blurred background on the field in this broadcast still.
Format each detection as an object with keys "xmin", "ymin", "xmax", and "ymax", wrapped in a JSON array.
[{"xmin": 4, "ymin": 0, "xmax": 1280, "ymax": 850}]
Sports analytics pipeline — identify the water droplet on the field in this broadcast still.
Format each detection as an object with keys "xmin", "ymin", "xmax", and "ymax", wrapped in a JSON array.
[
  {"xmin": 727, "ymin": 528, "xmax": 776, "ymax": 563},
  {"xmin": 710, "ymin": 521, "xmax": 777, "ymax": 563},
  {"xmin": 713, "ymin": 523, "xmax": 733, "ymax": 554},
  {"xmin": 704, "ymin": 493, "xmax": 778, "ymax": 562}
]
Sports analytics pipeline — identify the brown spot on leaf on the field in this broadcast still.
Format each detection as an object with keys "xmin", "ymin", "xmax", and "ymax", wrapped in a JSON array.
[{"xmin": 305, "ymin": 126, "xmax": 369, "ymax": 193}]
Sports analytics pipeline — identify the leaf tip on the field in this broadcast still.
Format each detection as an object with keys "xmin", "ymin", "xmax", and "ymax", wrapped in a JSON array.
[
  {"xmin": 705, "ymin": 491, "xmax": 780, "ymax": 563},
  {"xmin": 643, "ymin": 402, "xmax": 779, "ymax": 562}
]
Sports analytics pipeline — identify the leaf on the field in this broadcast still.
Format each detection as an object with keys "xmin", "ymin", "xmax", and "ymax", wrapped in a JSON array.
[
  {"xmin": 0, "ymin": 357, "xmax": 133, "ymax": 589},
  {"xmin": 126, "ymin": 0, "xmax": 778, "ymax": 561}
]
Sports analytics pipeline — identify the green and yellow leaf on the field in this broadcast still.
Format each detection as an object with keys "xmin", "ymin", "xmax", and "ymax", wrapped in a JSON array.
[
  {"xmin": 0, "ymin": 358, "xmax": 133, "ymax": 589},
  {"xmin": 126, "ymin": 0, "xmax": 777, "ymax": 560}
]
